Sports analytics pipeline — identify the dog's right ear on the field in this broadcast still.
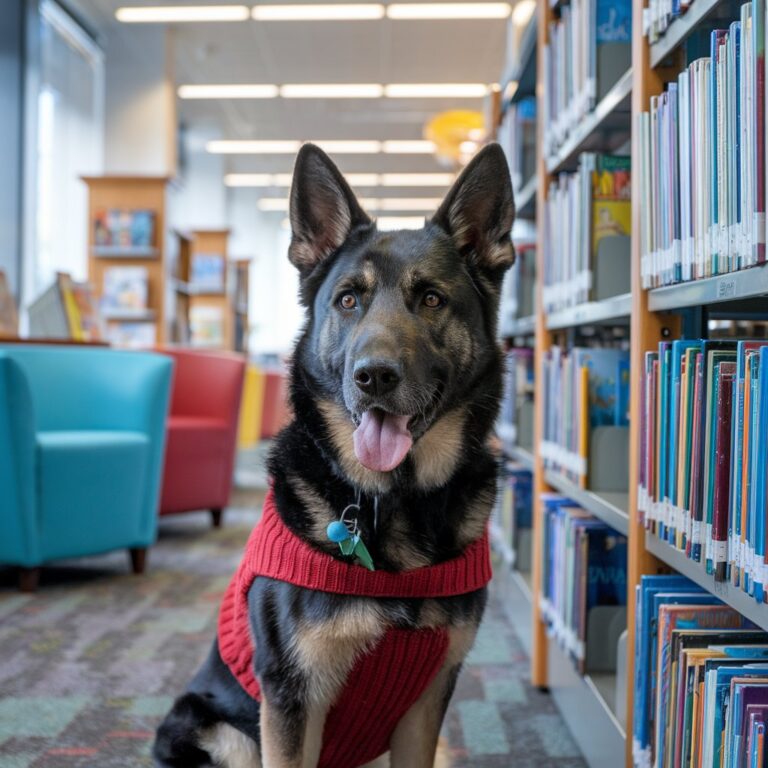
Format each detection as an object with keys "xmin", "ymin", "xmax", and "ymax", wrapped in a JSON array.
[{"xmin": 288, "ymin": 144, "xmax": 371, "ymax": 274}]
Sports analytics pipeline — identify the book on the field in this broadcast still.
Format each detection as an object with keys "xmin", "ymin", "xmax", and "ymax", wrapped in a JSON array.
[
  {"xmin": 190, "ymin": 304, "xmax": 225, "ymax": 348},
  {"xmin": 640, "ymin": 2, "xmax": 766, "ymax": 288},
  {"xmin": 27, "ymin": 273, "xmax": 101, "ymax": 341},
  {"xmin": 104, "ymin": 320, "xmax": 156, "ymax": 349},
  {"xmin": 94, "ymin": 209, "xmax": 156, "ymax": 251},
  {"xmin": 190, "ymin": 253, "xmax": 225, "ymax": 292},
  {"xmin": 0, "ymin": 271, "xmax": 18, "ymax": 337},
  {"xmin": 101, "ymin": 266, "xmax": 149, "ymax": 316}
]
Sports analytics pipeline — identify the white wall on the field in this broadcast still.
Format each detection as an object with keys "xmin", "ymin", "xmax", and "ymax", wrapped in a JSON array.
[
  {"xmin": 103, "ymin": 26, "xmax": 176, "ymax": 175},
  {"xmin": 227, "ymin": 188, "xmax": 303, "ymax": 357}
]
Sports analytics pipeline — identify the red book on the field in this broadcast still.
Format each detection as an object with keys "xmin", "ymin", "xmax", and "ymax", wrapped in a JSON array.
[{"xmin": 713, "ymin": 362, "xmax": 736, "ymax": 582}]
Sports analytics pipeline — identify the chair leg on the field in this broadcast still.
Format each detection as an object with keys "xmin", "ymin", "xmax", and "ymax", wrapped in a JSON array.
[
  {"xmin": 129, "ymin": 547, "xmax": 147, "ymax": 575},
  {"xmin": 18, "ymin": 567, "xmax": 41, "ymax": 593},
  {"xmin": 210, "ymin": 508, "xmax": 223, "ymax": 528}
]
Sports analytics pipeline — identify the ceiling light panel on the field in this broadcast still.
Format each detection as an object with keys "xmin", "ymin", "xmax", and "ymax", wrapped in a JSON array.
[
  {"xmin": 376, "ymin": 216, "xmax": 427, "ymax": 230},
  {"xmin": 280, "ymin": 84, "xmax": 384, "ymax": 98},
  {"xmin": 178, "ymin": 84, "xmax": 279, "ymax": 99},
  {"xmin": 116, "ymin": 5, "xmax": 250, "ymax": 22},
  {"xmin": 386, "ymin": 3, "xmax": 511, "ymax": 19},
  {"xmin": 382, "ymin": 140, "xmax": 436, "ymax": 153},
  {"xmin": 253, "ymin": 4, "xmax": 385, "ymax": 20},
  {"xmin": 384, "ymin": 83, "xmax": 489, "ymax": 98},
  {"xmin": 381, "ymin": 173, "xmax": 454, "ymax": 186},
  {"xmin": 225, "ymin": 173, "xmax": 452, "ymax": 188}
]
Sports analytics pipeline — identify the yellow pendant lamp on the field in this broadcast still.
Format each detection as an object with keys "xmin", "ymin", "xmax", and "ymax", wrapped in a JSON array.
[{"xmin": 424, "ymin": 110, "xmax": 485, "ymax": 166}]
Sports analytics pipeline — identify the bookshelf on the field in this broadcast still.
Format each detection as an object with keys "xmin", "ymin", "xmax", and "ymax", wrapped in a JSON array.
[
  {"xmin": 83, "ymin": 176, "xmax": 170, "ymax": 347},
  {"xmin": 495, "ymin": 0, "xmax": 768, "ymax": 764}
]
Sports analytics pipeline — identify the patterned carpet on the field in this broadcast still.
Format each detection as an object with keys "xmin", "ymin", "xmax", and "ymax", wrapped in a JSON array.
[{"xmin": 0, "ymin": 481, "xmax": 586, "ymax": 767}]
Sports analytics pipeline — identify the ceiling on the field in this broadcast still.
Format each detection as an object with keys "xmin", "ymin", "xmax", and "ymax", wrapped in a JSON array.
[{"xmin": 66, "ymin": 1, "xmax": 512, "ymax": 204}]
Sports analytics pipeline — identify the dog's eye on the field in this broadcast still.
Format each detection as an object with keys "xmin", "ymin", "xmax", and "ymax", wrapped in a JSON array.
[
  {"xmin": 422, "ymin": 291, "xmax": 444, "ymax": 308},
  {"xmin": 338, "ymin": 293, "xmax": 357, "ymax": 310}
]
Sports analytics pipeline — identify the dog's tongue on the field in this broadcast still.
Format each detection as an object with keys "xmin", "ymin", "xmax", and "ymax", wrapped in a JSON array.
[{"xmin": 353, "ymin": 409, "xmax": 413, "ymax": 472}]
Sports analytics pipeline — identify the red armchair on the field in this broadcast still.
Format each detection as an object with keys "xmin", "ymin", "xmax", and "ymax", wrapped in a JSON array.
[{"xmin": 159, "ymin": 349, "xmax": 245, "ymax": 527}]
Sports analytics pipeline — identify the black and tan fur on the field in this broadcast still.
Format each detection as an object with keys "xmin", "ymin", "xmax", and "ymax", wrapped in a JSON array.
[{"xmin": 154, "ymin": 142, "xmax": 516, "ymax": 768}]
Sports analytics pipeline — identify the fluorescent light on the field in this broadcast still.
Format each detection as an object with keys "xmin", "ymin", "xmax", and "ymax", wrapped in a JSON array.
[
  {"xmin": 258, "ymin": 198, "xmax": 290, "ymax": 212},
  {"xmin": 209, "ymin": 140, "xmax": 301, "ymax": 154},
  {"xmin": 116, "ymin": 5, "xmax": 249, "ymax": 22},
  {"xmin": 381, "ymin": 173, "xmax": 454, "ymax": 186},
  {"xmin": 178, "ymin": 84, "xmax": 278, "ymax": 99},
  {"xmin": 511, "ymin": 0, "xmax": 535, "ymax": 26},
  {"xmin": 382, "ymin": 140, "xmax": 436, "ymax": 154},
  {"xmin": 375, "ymin": 198, "xmax": 443, "ymax": 211},
  {"xmin": 386, "ymin": 3, "xmax": 511, "ymax": 19},
  {"xmin": 253, "ymin": 4, "xmax": 384, "ymax": 20},
  {"xmin": 225, "ymin": 174, "xmax": 275, "ymax": 186},
  {"xmin": 225, "ymin": 173, "xmax": 451, "ymax": 188},
  {"xmin": 376, "ymin": 216, "xmax": 427, "ymax": 230},
  {"xmin": 384, "ymin": 83, "xmax": 490, "ymax": 98},
  {"xmin": 281, "ymin": 83, "xmax": 383, "ymax": 98},
  {"xmin": 459, "ymin": 140, "xmax": 479, "ymax": 154},
  {"xmin": 210, "ymin": 140, "xmax": 381, "ymax": 154},
  {"xmin": 315, "ymin": 140, "xmax": 382, "ymax": 153}
]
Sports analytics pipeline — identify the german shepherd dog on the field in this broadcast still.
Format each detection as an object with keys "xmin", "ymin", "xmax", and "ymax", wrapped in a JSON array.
[{"xmin": 154, "ymin": 142, "xmax": 515, "ymax": 768}]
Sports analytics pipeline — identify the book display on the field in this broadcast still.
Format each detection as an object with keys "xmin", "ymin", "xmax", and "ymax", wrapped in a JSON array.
[
  {"xmin": 0, "ymin": 271, "xmax": 19, "ymax": 338},
  {"xmin": 83, "ymin": 176, "xmax": 169, "ymax": 346},
  {"xmin": 28, "ymin": 272, "xmax": 101, "ymax": 342},
  {"xmin": 492, "ymin": 0, "xmax": 768, "ymax": 764}
]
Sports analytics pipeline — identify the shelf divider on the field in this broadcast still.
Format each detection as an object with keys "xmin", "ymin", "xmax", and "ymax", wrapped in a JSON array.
[{"xmin": 545, "ymin": 293, "xmax": 632, "ymax": 330}]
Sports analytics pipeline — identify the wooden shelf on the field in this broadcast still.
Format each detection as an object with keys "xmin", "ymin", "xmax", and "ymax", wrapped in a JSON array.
[
  {"xmin": 545, "ymin": 69, "xmax": 633, "ymax": 175},
  {"xmin": 647, "ymin": 262, "xmax": 768, "ymax": 312},
  {"xmin": 544, "ymin": 470, "xmax": 630, "ymax": 536},
  {"xmin": 547, "ymin": 637, "xmax": 625, "ymax": 768},
  {"xmin": 92, "ymin": 246, "xmax": 160, "ymax": 259},
  {"xmin": 515, "ymin": 174, "xmax": 538, "ymax": 219},
  {"xmin": 507, "ymin": 445, "xmax": 535, "ymax": 471},
  {"xmin": 545, "ymin": 292, "xmax": 632, "ymax": 330},
  {"xmin": 102, "ymin": 309, "xmax": 156, "ymax": 321},
  {"xmin": 502, "ymin": 313, "xmax": 536, "ymax": 338},
  {"xmin": 644, "ymin": 533, "xmax": 768, "ymax": 633}
]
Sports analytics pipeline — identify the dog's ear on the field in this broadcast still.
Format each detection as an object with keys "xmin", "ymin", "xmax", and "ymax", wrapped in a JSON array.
[
  {"xmin": 431, "ymin": 143, "xmax": 515, "ymax": 277},
  {"xmin": 288, "ymin": 144, "xmax": 371, "ymax": 274}
]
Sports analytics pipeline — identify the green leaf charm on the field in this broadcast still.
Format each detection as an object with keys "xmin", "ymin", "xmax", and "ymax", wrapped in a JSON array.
[{"xmin": 351, "ymin": 536, "xmax": 375, "ymax": 571}]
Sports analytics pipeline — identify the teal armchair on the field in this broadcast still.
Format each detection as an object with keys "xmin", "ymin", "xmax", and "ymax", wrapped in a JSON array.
[{"xmin": 0, "ymin": 345, "xmax": 173, "ymax": 591}]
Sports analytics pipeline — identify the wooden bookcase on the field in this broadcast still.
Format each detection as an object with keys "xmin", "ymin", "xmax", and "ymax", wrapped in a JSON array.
[
  {"xmin": 173, "ymin": 229, "xmax": 249, "ymax": 351},
  {"xmin": 83, "ymin": 175, "xmax": 170, "ymax": 347},
  {"xmin": 492, "ymin": 0, "xmax": 768, "ymax": 765}
]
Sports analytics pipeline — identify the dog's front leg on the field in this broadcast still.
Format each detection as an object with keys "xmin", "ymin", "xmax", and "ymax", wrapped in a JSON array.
[
  {"xmin": 389, "ymin": 624, "xmax": 479, "ymax": 768},
  {"xmin": 258, "ymin": 685, "xmax": 327, "ymax": 768}
]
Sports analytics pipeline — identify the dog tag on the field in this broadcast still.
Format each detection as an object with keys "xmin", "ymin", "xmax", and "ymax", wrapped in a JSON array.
[{"xmin": 351, "ymin": 536, "xmax": 375, "ymax": 571}]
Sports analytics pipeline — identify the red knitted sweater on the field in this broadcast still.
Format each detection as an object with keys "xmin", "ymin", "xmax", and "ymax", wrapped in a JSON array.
[{"xmin": 217, "ymin": 488, "xmax": 492, "ymax": 768}]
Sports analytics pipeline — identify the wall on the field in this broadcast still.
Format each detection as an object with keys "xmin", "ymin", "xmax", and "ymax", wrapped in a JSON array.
[{"xmin": 0, "ymin": 0, "xmax": 25, "ymax": 296}]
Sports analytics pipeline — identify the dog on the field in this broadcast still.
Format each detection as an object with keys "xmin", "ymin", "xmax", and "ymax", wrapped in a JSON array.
[{"xmin": 153, "ymin": 141, "xmax": 516, "ymax": 768}]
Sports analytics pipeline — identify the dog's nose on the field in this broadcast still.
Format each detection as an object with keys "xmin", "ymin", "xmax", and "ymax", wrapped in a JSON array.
[{"xmin": 353, "ymin": 359, "xmax": 402, "ymax": 396}]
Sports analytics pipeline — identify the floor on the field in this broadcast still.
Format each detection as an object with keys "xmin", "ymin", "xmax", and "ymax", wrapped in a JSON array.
[{"xmin": 0, "ymin": 450, "xmax": 586, "ymax": 767}]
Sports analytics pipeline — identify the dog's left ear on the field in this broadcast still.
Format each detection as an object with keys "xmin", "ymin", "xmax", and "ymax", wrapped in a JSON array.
[
  {"xmin": 288, "ymin": 143, "xmax": 372, "ymax": 274},
  {"xmin": 431, "ymin": 143, "xmax": 515, "ymax": 277}
]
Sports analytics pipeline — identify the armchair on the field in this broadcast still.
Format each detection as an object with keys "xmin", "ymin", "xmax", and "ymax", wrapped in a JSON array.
[
  {"xmin": 158, "ymin": 348, "xmax": 245, "ymax": 527},
  {"xmin": 0, "ymin": 345, "xmax": 173, "ymax": 590}
]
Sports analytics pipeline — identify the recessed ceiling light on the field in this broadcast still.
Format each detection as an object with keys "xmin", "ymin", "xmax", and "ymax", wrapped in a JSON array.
[
  {"xmin": 258, "ymin": 198, "xmax": 290, "ymax": 212},
  {"xmin": 178, "ymin": 84, "xmax": 279, "ymax": 99},
  {"xmin": 376, "ymin": 216, "xmax": 427, "ymax": 230},
  {"xmin": 116, "ymin": 5, "xmax": 249, "ymax": 22},
  {"xmin": 511, "ymin": 0, "xmax": 536, "ymax": 27},
  {"xmin": 386, "ymin": 3, "xmax": 511, "ymax": 19},
  {"xmin": 280, "ymin": 84, "xmax": 384, "ymax": 98},
  {"xmin": 253, "ymin": 4, "xmax": 385, "ymax": 20},
  {"xmin": 381, "ymin": 173, "xmax": 454, "ymax": 186},
  {"xmin": 384, "ymin": 83, "xmax": 490, "ymax": 98},
  {"xmin": 382, "ymin": 140, "xmax": 436, "ymax": 154}
]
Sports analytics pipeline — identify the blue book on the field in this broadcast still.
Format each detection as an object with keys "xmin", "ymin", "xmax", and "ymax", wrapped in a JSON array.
[
  {"xmin": 658, "ymin": 341, "xmax": 672, "ymax": 540},
  {"xmin": 755, "ymin": 348, "xmax": 768, "ymax": 602},
  {"xmin": 710, "ymin": 29, "xmax": 729, "ymax": 275},
  {"xmin": 616, "ymin": 357, "xmax": 630, "ymax": 426}
]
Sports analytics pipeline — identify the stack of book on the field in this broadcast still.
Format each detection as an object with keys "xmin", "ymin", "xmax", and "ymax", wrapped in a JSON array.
[
  {"xmin": 639, "ymin": 338, "xmax": 768, "ymax": 599},
  {"xmin": 542, "ymin": 345, "xmax": 629, "ymax": 487},
  {"xmin": 543, "ymin": 0, "xmax": 631, "ymax": 158},
  {"xmin": 541, "ymin": 494, "xmax": 628, "ymax": 674},
  {"xmin": 492, "ymin": 462, "xmax": 533, "ymax": 570},
  {"xmin": 543, "ymin": 153, "xmax": 631, "ymax": 312},
  {"xmin": 498, "ymin": 96, "xmax": 537, "ymax": 194},
  {"xmin": 639, "ymin": 1, "xmax": 766, "ymax": 288},
  {"xmin": 499, "ymin": 347, "xmax": 535, "ymax": 450},
  {"xmin": 632, "ymin": 574, "xmax": 768, "ymax": 768}
]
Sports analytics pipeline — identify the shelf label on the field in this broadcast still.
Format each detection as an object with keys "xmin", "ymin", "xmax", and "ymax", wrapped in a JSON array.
[{"xmin": 716, "ymin": 278, "xmax": 736, "ymax": 299}]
